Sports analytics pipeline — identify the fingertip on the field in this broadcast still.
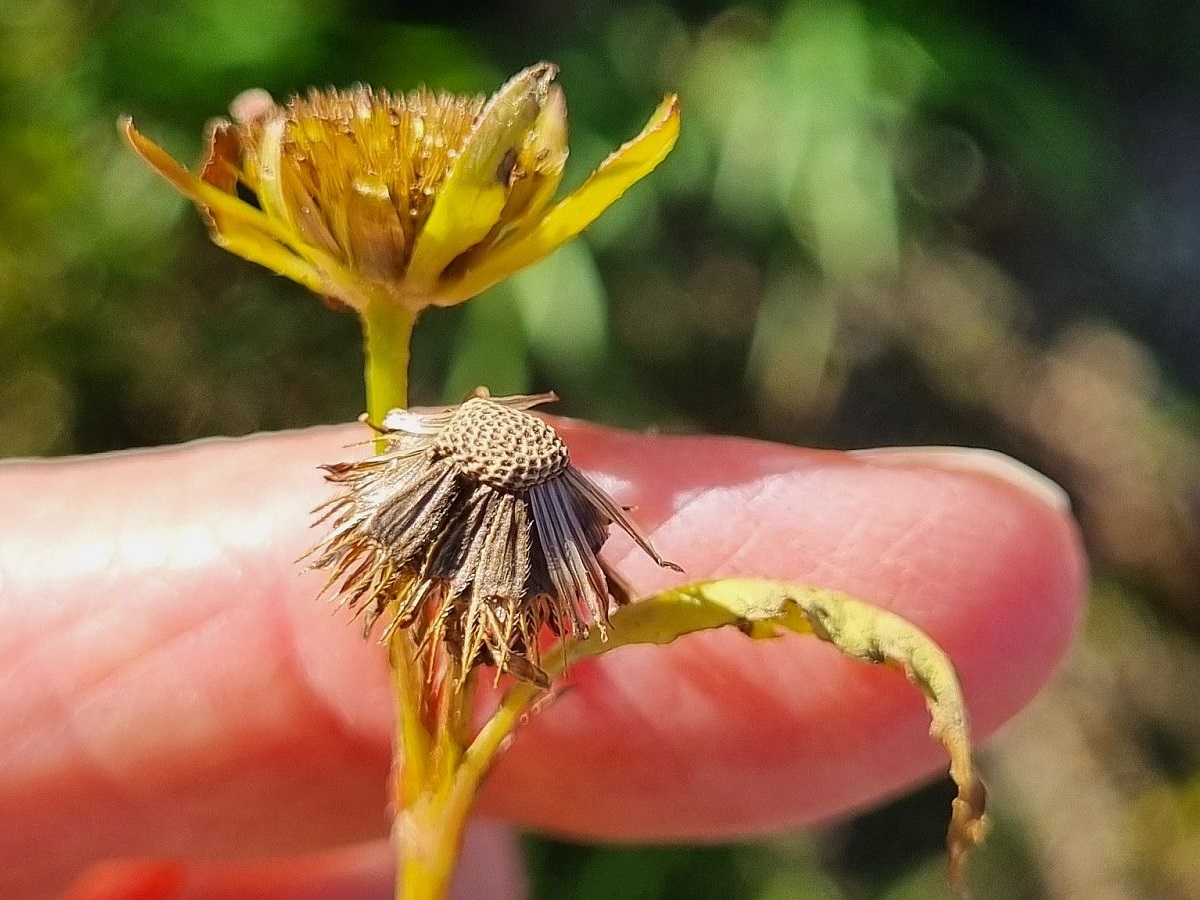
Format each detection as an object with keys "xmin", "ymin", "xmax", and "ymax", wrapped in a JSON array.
[
  {"xmin": 2, "ymin": 423, "xmax": 1087, "ymax": 866},
  {"xmin": 846, "ymin": 445, "xmax": 1086, "ymax": 735}
]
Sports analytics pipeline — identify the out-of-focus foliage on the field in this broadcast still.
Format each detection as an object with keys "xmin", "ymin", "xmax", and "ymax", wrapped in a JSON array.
[{"xmin": 5, "ymin": 0, "xmax": 1200, "ymax": 897}]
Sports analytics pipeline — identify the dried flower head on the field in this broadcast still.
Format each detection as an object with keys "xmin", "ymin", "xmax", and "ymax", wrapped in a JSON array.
[
  {"xmin": 120, "ymin": 64, "xmax": 679, "ymax": 313},
  {"xmin": 309, "ymin": 390, "xmax": 682, "ymax": 687}
]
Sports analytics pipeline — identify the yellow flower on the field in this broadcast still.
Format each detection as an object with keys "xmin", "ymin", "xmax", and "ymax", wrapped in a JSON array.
[{"xmin": 120, "ymin": 63, "xmax": 680, "ymax": 313}]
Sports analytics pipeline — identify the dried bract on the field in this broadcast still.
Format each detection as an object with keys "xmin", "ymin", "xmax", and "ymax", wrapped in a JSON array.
[
  {"xmin": 308, "ymin": 391, "xmax": 681, "ymax": 687},
  {"xmin": 121, "ymin": 65, "xmax": 680, "ymax": 313}
]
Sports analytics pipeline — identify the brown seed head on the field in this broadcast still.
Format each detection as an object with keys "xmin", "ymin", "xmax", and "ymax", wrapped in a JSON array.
[
  {"xmin": 432, "ymin": 397, "xmax": 570, "ymax": 491},
  {"xmin": 307, "ymin": 391, "xmax": 681, "ymax": 689}
]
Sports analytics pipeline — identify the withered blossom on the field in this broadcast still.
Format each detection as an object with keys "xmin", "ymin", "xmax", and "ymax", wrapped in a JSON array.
[
  {"xmin": 309, "ymin": 391, "xmax": 681, "ymax": 687},
  {"xmin": 121, "ymin": 64, "xmax": 680, "ymax": 313}
]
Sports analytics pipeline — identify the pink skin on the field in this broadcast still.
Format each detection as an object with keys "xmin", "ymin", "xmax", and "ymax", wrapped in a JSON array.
[{"xmin": 0, "ymin": 422, "xmax": 1085, "ymax": 899}]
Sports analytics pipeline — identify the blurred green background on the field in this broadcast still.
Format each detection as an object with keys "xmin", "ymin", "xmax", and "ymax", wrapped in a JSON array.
[{"xmin": 5, "ymin": 0, "xmax": 1200, "ymax": 897}]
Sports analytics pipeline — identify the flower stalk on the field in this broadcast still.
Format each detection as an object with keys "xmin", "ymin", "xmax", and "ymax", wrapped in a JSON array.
[
  {"xmin": 396, "ymin": 659, "xmax": 485, "ymax": 900},
  {"xmin": 345, "ymin": 306, "xmax": 684, "ymax": 897},
  {"xmin": 364, "ymin": 301, "xmax": 415, "ymax": 438},
  {"xmin": 393, "ymin": 647, "xmax": 476, "ymax": 900},
  {"xmin": 344, "ymin": 306, "xmax": 683, "ymax": 895},
  {"xmin": 361, "ymin": 301, "xmax": 464, "ymax": 900}
]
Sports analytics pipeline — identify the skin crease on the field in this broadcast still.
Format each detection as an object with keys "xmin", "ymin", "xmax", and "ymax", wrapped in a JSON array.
[{"xmin": 0, "ymin": 421, "xmax": 1086, "ymax": 899}]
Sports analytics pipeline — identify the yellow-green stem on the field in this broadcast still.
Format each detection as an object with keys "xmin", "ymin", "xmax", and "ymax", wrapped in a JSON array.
[
  {"xmin": 361, "ymin": 300, "xmax": 450, "ymax": 900},
  {"xmin": 399, "ymin": 769, "xmax": 480, "ymax": 900},
  {"xmin": 389, "ymin": 630, "xmax": 431, "ymax": 807},
  {"xmin": 361, "ymin": 299, "xmax": 517, "ymax": 900},
  {"xmin": 362, "ymin": 301, "xmax": 428, "ymax": 812},
  {"xmin": 364, "ymin": 299, "xmax": 415, "ymax": 432},
  {"xmin": 400, "ymin": 671, "xmax": 495, "ymax": 900}
]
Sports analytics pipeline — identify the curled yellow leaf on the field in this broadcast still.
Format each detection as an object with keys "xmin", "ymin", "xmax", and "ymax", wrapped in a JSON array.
[{"xmin": 475, "ymin": 577, "xmax": 987, "ymax": 892}]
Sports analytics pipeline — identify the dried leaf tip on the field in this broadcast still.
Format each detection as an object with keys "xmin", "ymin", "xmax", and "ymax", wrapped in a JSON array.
[{"xmin": 307, "ymin": 390, "xmax": 681, "ymax": 688}]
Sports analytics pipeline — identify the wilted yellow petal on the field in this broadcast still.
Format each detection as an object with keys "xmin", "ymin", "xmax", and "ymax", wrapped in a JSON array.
[
  {"xmin": 432, "ymin": 94, "xmax": 680, "ymax": 306},
  {"xmin": 505, "ymin": 83, "xmax": 570, "ymax": 224},
  {"xmin": 209, "ymin": 229, "xmax": 337, "ymax": 295},
  {"xmin": 247, "ymin": 116, "xmax": 293, "ymax": 235},
  {"xmin": 187, "ymin": 119, "xmax": 329, "ymax": 295},
  {"xmin": 405, "ymin": 63, "xmax": 559, "ymax": 291},
  {"xmin": 438, "ymin": 85, "xmax": 571, "ymax": 286},
  {"xmin": 120, "ymin": 117, "xmax": 360, "ymax": 302},
  {"xmin": 488, "ymin": 576, "xmax": 987, "ymax": 890},
  {"xmin": 123, "ymin": 118, "xmax": 286, "ymax": 246}
]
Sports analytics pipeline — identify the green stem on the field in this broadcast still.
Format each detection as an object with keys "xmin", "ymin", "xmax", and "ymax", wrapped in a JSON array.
[
  {"xmin": 364, "ymin": 299, "xmax": 415, "ymax": 430},
  {"xmin": 395, "ymin": 675, "xmax": 545, "ymax": 898},
  {"xmin": 399, "ymin": 672, "xmax": 478, "ymax": 900},
  {"xmin": 360, "ymin": 299, "xmax": 519, "ymax": 900},
  {"xmin": 389, "ymin": 629, "xmax": 431, "ymax": 808},
  {"xmin": 399, "ymin": 776, "xmax": 477, "ymax": 900},
  {"xmin": 360, "ymin": 301, "xmax": 426, "ymax": 803},
  {"xmin": 360, "ymin": 300, "xmax": 434, "ymax": 899}
]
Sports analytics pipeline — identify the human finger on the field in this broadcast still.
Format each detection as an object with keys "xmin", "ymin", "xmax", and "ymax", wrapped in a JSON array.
[{"xmin": 0, "ymin": 424, "xmax": 1084, "ymax": 897}]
